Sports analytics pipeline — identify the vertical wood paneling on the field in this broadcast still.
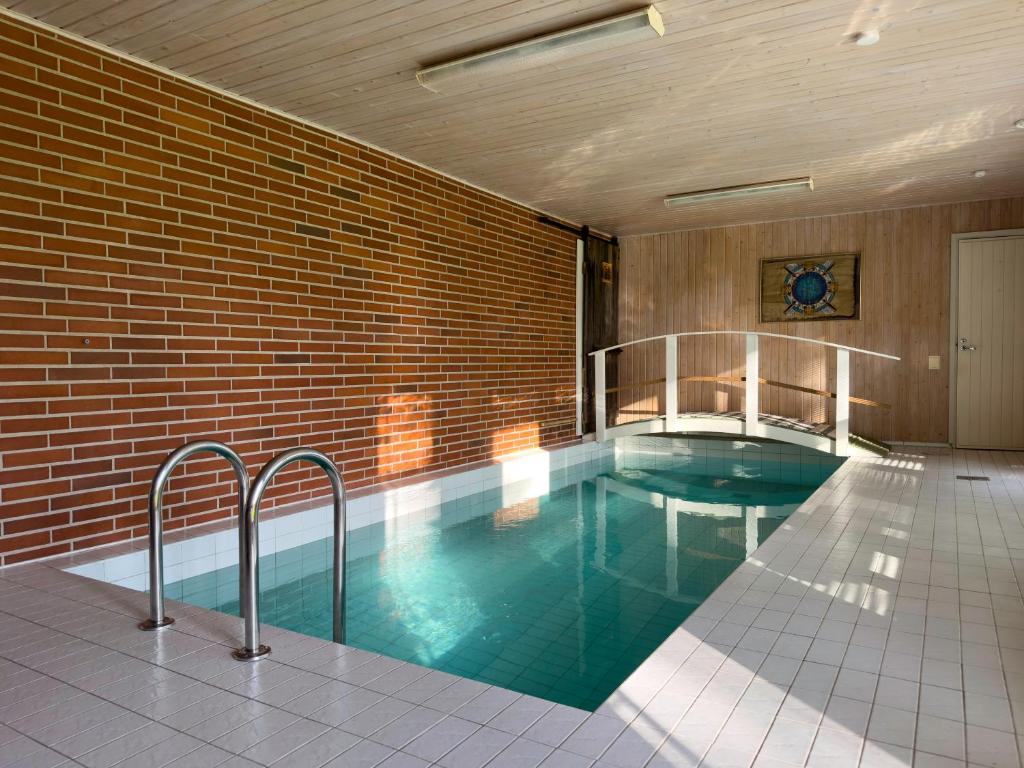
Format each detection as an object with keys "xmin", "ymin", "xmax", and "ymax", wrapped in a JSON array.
[{"xmin": 617, "ymin": 199, "xmax": 1024, "ymax": 443}]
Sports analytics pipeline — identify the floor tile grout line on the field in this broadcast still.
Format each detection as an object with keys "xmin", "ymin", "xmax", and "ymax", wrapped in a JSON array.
[
  {"xmin": 0, "ymin": 603, "xmax": 565, "ymax": 768},
  {"xmin": 0, "ymin": 645, "xmax": 397, "ymax": 768},
  {"xmin": 0, "ymin": 612, "xmax": 394, "ymax": 767},
  {"xmin": 617, "ymin": 458, "xmax": 872, "ymax": 768},
  {"xmin": 2, "ymin": 446, "xmax": 1023, "ymax": 768}
]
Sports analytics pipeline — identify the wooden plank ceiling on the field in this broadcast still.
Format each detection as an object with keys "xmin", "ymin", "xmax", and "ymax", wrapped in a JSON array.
[{"xmin": 4, "ymin": 0, "xmax": 1023, "ymax": 235}]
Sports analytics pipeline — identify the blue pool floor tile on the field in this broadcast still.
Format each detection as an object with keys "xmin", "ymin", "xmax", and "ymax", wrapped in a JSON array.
[{"xmin": 167, "ymin": 451, "xmax": 838, "ymax": 710}]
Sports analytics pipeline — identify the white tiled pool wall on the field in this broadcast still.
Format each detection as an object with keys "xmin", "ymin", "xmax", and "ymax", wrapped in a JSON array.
[{"xmin": 64, "ymin": 439, "xmax": 615, "ymax": 590}]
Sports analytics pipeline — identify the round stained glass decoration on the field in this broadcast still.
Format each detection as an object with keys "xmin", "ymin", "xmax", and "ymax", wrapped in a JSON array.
[{"xmin": 783, "ymin": 260, "xmax": 838, "ymax": 317}]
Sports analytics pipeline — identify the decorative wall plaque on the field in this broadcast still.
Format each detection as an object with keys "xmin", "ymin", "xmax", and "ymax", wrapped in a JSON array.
[{"xmin": 759, "ymin": 253, "xmax": 859, "ymax": 322}]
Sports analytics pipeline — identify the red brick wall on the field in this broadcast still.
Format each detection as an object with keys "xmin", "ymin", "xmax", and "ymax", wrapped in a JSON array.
[{"xmin": 0, "ymin": 14, "xmax": 578, "ymax": 565}]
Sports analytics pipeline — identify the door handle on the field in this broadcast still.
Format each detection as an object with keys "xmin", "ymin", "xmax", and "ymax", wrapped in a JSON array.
[{"xmin": 958, "ymin": 338, "xmax": 977, "ymax": 351}]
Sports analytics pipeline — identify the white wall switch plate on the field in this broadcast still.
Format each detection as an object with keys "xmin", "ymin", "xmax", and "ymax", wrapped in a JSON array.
[{"xmin": 928, "ymin": 355, "xmax": 941, "ymax": 370}]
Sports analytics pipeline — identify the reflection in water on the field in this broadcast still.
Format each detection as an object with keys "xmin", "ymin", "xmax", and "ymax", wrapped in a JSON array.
[{"xmin": 167, "ymin": 449, "xmax": 841, "ymax": 710}]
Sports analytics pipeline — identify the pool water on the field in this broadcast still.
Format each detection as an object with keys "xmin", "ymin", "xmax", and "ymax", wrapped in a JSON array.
[{"xmin": 165, "ymin": 446, "xmax": 840, "ymax": 710}]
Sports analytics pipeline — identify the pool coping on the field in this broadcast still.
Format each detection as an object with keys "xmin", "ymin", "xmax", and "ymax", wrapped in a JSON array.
[
  {"xmin": 39, "ymin": 438, "xmax": 616, "ymax": 590},
  {"xmin": 0, "ymin": 440, "xmax": 853, "ymax": 758},
  {"xmin": 36, "ymin": 434, "xmax": 834, "ymax": 592},
  {"xmin": 3, "ymin": 443, "xmax": 1014, "ymax": 767}
]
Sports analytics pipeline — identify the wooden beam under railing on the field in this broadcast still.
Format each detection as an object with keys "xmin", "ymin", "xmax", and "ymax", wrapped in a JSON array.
[{"xmin": 605, "ymin": 374, "xmax": 890, "ymax": 410}]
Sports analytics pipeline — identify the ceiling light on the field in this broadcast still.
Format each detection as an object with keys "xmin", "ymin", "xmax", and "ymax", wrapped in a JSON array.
[
  {"xmin": 1016, "ymin": 119, "xmax": 1024, "ymax": 129},
  {"xmin": 854, "ymin": 29, "xmax": 880, "ymax": 46},
  {"xmin": 664, "ymin": 178, "xmax": 814, "ymax": 208},
  {"xmin": 974, "ymin": 170, "xmax": 987, "ymax": 178},
  {"xmin": 416, "ymin": 6, "xmax": 665, "ymax": 93}
]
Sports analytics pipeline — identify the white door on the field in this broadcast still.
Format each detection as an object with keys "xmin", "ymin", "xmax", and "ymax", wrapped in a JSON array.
[{"xmin": 955, "ymin": 236, "xmax": 1024, "ymax": 449}]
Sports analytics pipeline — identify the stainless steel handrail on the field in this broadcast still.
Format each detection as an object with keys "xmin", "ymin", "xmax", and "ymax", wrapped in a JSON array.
[
  {"xmin": 140, "ymin": 440, "xmax": 249, "ymax": 631},
  {"xmin": 233, "ymin": 447, "xmax": 346, "ymax": 661}
]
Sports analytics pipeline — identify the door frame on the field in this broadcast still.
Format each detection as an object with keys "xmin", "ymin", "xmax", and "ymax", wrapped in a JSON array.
[
  {"xmin": 948, "ymin": 228, "xmax": 1024, "ymax": 447},
  {"xmin": 575, "ymin": 237, "xmax": 584, "ymax": 436}
]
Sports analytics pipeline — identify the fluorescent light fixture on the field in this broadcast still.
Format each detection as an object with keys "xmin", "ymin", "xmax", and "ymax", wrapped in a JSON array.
[
  {"xmin": 663, "ymin": 177, "xmax": 814, "ymax": 207},
  {"xmin": 416, "ymin": 6, "xmax": 665, "ymax": 93}
]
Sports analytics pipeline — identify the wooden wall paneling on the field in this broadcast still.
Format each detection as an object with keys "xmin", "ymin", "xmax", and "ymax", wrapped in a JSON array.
[{"xmin": 616, "ymin": 198, "xmax": 1024, "ymax": 444}]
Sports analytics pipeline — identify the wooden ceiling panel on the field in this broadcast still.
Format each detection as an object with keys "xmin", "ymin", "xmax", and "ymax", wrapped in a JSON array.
[{"xmin": 4, "ymin": 0, "xmax": 1022, "ymax": 235}]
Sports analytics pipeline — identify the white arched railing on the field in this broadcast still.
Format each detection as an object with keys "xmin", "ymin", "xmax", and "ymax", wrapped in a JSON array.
[{"xmin": 590, "ymin": 331, "xmax": 900, "ymax": 456}]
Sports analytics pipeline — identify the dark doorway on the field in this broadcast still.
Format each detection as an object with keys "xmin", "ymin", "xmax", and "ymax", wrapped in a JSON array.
[{"xmin": 581, "ymin": 228, "xmax": 619, "ymax": 434}]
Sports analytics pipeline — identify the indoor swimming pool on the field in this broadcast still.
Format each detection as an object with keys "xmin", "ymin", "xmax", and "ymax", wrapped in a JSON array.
[{"xmin": 160, "ymin": 441, "xmax": 843, "ymax": 710}]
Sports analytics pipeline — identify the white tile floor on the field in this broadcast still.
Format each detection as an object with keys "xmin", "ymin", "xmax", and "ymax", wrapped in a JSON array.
[{"xmin": 1, "ymin": 447, "xmax": 1023, "ymax": 768}]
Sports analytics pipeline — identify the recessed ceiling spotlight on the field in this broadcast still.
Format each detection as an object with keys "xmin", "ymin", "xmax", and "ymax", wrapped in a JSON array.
[
  {"xmin": 1015, "ymin": 118, "xmax": 1024, "ymax": 129},
  {"xmin": 854, "ymin": 29, "xmax": 880, "ymax": 46},
  {"xmin": 973, "ymin": 170, "xmax": 987, "ymax": 178}
]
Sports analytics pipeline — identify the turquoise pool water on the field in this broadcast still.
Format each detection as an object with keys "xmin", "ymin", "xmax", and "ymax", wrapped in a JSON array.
[{"xmin": 165, "ymin": 446, "xmax": 840, "ymax": 710}]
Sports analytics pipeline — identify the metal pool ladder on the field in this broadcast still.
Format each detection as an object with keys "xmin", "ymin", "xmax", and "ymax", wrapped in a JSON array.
[
  {"xmin": 234, "ymin": 447, "xmax": 347, "ymax": 661},
  {"xmin": 140, "ymin": 440, "xmax": 249, "ymax": 631}
]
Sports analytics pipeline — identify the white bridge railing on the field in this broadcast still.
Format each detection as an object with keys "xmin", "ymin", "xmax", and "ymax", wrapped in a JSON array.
[{"xmin": 591, "ymin": 331, "xmax": 900, "ymax": 456}]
